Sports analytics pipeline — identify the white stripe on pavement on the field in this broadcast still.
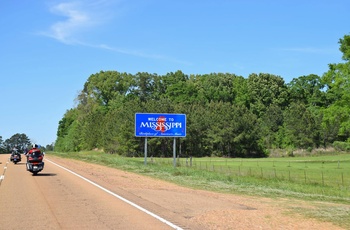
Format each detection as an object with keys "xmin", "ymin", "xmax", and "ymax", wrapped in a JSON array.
[{"xmin": 46, "ymin": 159, "xmax": 183, "ymax": 230}]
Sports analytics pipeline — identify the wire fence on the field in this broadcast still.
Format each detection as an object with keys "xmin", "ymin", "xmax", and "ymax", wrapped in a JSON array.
[{"xmin": 151, "ymin": 157, "xmax": 349, "ymax": 189}]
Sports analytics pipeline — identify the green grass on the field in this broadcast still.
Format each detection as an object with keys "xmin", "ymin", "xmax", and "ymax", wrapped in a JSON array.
[{"xmin": 47, "ymin": 151, "xmax": 350, "ymax": 229}]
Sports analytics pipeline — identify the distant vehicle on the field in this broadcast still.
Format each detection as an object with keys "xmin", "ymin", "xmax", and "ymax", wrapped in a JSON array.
[{"xmin": 10, "ymin": 150, "xmax": 21, "ymax": 164}]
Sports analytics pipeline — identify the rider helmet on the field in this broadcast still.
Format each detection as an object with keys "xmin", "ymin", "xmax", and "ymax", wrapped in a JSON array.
[{"xmin": 32, "ymin": 143, "xmax": 38, "ymax": 148}]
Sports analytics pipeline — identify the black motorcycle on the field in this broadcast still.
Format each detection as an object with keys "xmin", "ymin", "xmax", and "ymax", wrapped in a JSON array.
[
  {"xmin": 26, "ymin": 151, "xmax": 44, "ymax": 175},
  {"xmin": 10, "ymin": 151, "xmax": 22, "ymax": 164}
]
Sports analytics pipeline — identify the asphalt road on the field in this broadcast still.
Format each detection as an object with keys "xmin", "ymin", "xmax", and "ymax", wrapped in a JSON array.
[{"xmin": 0, "ymin": 154, "xmax": 178, "ymax": 230}]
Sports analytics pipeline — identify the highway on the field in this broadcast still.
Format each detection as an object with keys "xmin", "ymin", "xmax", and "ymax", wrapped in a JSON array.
[{"xmin": 0, "ymin": 154, "xmax": 181, "ymax": 230}]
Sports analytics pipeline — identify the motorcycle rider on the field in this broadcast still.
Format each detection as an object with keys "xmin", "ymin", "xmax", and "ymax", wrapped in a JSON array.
[
  {"xmin": 26, "ymin": 144, "xmax": 42, "ymax": 161},
  {"xmin": 25, "ymin": 143, "xmax": 44, "ymax": 174},
  {"xmin": 10, "ymin": 146, "xmax": 21, "ymax": 161}
]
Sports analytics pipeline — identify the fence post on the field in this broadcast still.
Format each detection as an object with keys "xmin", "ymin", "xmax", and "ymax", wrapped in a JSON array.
[
  {"xmin": 322, "ymin": 171, "xmax": 324, "ymax": 186},
  {"xmin": 289, "ymin": 170, "xmax": 291, "ymax": 181}
]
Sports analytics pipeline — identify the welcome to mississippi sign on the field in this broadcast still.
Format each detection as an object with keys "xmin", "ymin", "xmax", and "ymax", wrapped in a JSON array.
[{"xmin": 135, "ymin": 113, "xmax": 186, "ymax": 137}]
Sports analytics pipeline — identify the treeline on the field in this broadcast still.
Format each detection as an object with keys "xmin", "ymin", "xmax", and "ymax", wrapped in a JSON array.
[
  {"xmin": 55, "ymin": 34, "xmax": 350, "ymax": 157},
  {"xmin": 0, "ymin": 133, "xmax": 54, "ymax": 153},
  {"xmin": 0, "ymin": 133, "xmax": 31, "ymax": 153}
]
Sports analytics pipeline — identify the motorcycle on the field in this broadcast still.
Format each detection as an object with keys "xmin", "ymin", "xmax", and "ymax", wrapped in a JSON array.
[
  {"xmin": 26, "ymin": 151, "xmax": 44, "ymax": 175},
  {"xmin": 10, "ymin": 151, "xmax": 22, "ymax": 164},
  {"xmin": 12, "ymin": 153, "xmax": 21, "ymax": 164}
]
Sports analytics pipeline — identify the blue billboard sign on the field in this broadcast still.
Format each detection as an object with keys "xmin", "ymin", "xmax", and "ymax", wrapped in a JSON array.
[{"xmin": 135, "ymin": 113, "xmax": 186, "ymax": 137}]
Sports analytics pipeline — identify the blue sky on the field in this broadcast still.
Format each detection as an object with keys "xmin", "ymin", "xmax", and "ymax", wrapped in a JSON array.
[{"xmin": 0, "ymin": 0, "xmax": 349, "ymax": 146}]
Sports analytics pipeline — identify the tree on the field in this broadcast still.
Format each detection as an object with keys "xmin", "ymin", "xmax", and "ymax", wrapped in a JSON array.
[
  {"xmin": 180, "ymin": 102, "xmax": 211, "ymax": 157},
  {"xmin": 129, "ymin": 72, "xmax": 158, "ymax": 102},
  {"xmin": 83, "ymin": 71, "xmax": 133, "ymax": 106},
  {"xmin": 319, "ymin": 107, "xmax": 342, "ymax": 147},
  {"xmin": 283, "ymin": 103, "xmax": 320, "ymax": 149},
  {"xmin": 55, "ymin": 36, "xmax": 350, "ymax": 156},
  {"xmin": 45, "ymin": 143, "xmax": 54, "ymax": 151},
  {"xmin": 321, "ymin": 34, "xmax": 350, "ymax": 142},
  {"xmin": 55, "ymin": 109, "xmax": 80, "ymax": 152},
  {"xmin": 259, "ymin": 103, "xmax": 284, "ymax": 149},
  {"xmin": 288, "ymin": 74, "xmax": 326, "ymax": 107},
  {"xmin": 0, "ymin": 136, "xmax": 4, "ymax": 153},
  {"xmin": 247, "ymin": 73, "xmax": 289, "ymax": 117},
  {"xmin": 102, "ymin": 98, "xmax": 141, "ymax": 155},
  {"xmin": 3, "ymin": 133, "xmax": 31, "ymax": 153},
  {"xmin": 229, "ymin": 105, "xmax": 264, "ymax": 157},
  {"xmin": 339, "ymin": 34, "xmax": 350, "ymax": 61}
]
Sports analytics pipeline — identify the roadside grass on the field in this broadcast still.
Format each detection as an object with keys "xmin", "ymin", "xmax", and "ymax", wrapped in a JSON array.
[{"xmin": 47, "ymin": 151, "xmax": 350, "ymax": 229}]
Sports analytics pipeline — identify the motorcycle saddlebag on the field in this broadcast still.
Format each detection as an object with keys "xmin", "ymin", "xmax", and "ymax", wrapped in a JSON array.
[{"xmin": 26, "ymin": 162, "xmax": 44, "ymax": 171}]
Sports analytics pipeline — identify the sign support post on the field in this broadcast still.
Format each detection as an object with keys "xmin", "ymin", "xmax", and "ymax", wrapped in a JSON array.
[
  {"xmin": 173, "ymin": 138, "xmax": 176, "ymax": 167},
  {"xmin": 144, "ymin": 137, "xmax": 148, "ymax": 165}
]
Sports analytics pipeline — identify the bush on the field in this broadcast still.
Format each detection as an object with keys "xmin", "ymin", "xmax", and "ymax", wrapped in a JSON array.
[{"xmin": 333, "ymin": 141, "xmax": 350, "ymax": 151}]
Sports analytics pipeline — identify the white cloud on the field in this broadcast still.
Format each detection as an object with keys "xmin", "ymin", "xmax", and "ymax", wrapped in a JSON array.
[
  {"xmin": 95, "ymin": 43, "xmax": 192, "ymax": 65},
  {"xmin": 42, "ymin": 1, "xmax": 112, "ymax": 44},
  {"xmin": 97, "ymin": 44, "xmax": 165, "ymax": 59},
  {"xmin": 40, "ymin": 0, "xmax": 189, "ymax": 64},
  {"xmin": 49, "ymin": 2, "xmax": 89, "ymax": 43}
]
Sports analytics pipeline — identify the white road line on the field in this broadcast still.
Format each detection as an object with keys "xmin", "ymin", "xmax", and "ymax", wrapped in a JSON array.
[
  {"xmin": 0, "ymin": 161, "xmax": 9, "ymax": 186},
  {"xmin": 46, "ymin": 159, "xmax": 183, "ymax": 230}
]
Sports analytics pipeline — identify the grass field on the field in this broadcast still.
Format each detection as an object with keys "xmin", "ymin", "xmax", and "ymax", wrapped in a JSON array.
[
  {"xmin": 48, "ymin": 151, "xmax": 350, "ymax": 202},
  {"xmin": 48, "ymin": 151, "xmax": 350, "ymax": 228},
  {"xmin": 169, "ymin": 155, "xmax": 350, "ymax": 191}
]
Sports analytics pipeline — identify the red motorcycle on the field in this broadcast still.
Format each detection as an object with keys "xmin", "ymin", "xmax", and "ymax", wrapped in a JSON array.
[{"xmin": 26, "ymin": 151, "xmax": 44, "ymax": 175}]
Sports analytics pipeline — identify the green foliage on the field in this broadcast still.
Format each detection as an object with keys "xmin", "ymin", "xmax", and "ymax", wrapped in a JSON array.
[
  {"xmin": 54, "ymin": 34, "xmax": 350, "ymax": 157},
  {"xmin": 333, "ymin": 141, "xmax": 350, "ymax": 151},
  {"xmin": 3, "ymin": 133, "xmax": 31, "ymax": 153},
  {"xmin": 283, "ymin": 103, "xmax": 320, "ymax": 149},
  {"xmin": 339, "ymin": 34, "xmax": 350, "ymax": 61},
  {"xmin": 55, "ymin": 109, "xmax": 80, "ymax": 152},
  {"xmin": 0, "ymin": 136, "xmax": 4, "ymax": 153},
  {"xmin": 0, "ymin": 133, "xmax": 42, "ymax": 153},
  {"xmin": 288, "ymin": 74, "xmax": 326, "ymax": 107},
  {"xmin": 247, "ymin": 73, "xmax": 289, "ymax": 116}
]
